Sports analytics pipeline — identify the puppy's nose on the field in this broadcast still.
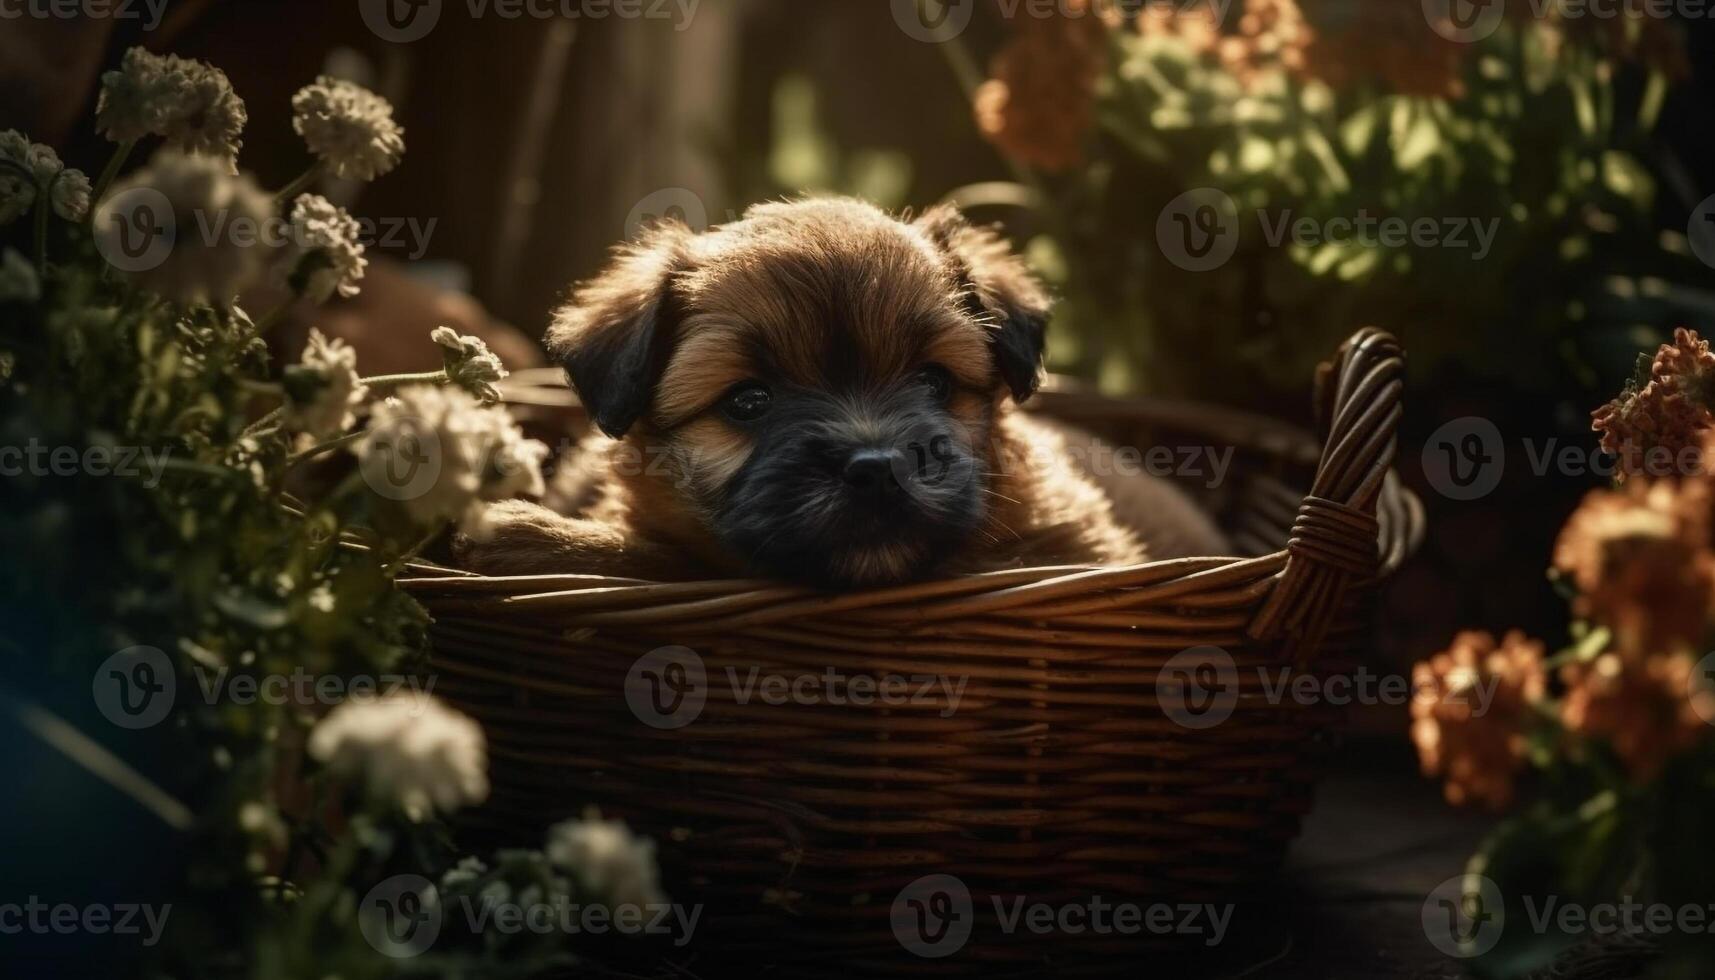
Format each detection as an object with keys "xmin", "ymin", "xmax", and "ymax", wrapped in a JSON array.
[{"xmin": 842, "ymin": 448, "xmax": 904, "ymax": 499}]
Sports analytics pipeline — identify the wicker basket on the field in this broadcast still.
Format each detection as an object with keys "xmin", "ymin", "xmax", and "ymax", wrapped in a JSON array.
[{"xmin": 402, "ymin": 328, "xmax": 1423, "ymax": 974}]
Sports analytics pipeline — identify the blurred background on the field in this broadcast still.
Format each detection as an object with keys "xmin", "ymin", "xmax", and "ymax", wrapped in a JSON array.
[{"xmin": 6, "ymin": 0, "xmax": 1715, "ymax": 702}]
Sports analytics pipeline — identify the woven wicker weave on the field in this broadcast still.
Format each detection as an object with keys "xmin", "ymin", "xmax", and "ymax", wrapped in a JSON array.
[{"xmin": 402, "ymin": 328, "xmax": 1423, "ymax": 973}]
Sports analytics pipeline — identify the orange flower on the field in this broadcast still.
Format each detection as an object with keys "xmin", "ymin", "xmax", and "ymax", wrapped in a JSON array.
[
  {"xmin": 1553, "ymin": 480, "xmax": 1715, "ymax": 658},
  {"xmin": 1299, "ymin": 0, "xmax": 1469, "ymax": 99},
  {"xmin": 1411, "ymin": 631, "xmax": 1548, "ymax": 809},
  {"xmin": 1150, "ymin": 0, "xmax": 1313, "ymax": 90},
  {"xmin": 1592, "ymin": 329, "xmax": 1715, "ymax": 482},
  {"xmin": 1133, "ymin": 2, "xmax": 1223, "ymax": 60},
  {"xmin": 973, "ymin": 0, "xmax": 1108, "ymax": 173},
  {"xmin": 1137, "ymin": 0, "xmax": 1466, "ymax": 97},
  {"xmin": 1561, "ymin": 652, "xmax": 1711, "ymax": 780},
  {"xmin": 1227, "ymin": 0, "xmax": 1315, "ymax": 87},
  {"xmin": 1591, "ymin": 382, "xmax": 1711, "ymax": 481}
]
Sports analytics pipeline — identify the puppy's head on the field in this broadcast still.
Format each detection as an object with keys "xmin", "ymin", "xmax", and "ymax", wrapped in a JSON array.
[{"xmin": 549, "ymin": 198, "xmax": 1048, "ymax": 587}]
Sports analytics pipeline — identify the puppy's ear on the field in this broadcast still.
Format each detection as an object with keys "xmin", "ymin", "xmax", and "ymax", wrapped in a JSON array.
[
  {"xmin": 915, "ymin": 204, "xmax": 1050, "ymax": 402},
  {"xmin": 547, "ymin": 221, "xmax": 692, "ymax": 437}
]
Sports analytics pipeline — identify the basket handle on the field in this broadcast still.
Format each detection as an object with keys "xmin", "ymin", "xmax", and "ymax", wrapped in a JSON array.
[{"xmin": 1246, "ymin": 327, "xmax": 1406, "ymax": 659}]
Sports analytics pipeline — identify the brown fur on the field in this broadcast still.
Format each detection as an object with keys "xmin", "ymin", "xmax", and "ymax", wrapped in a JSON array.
[{"xmin": 459, "ymin": 198, "xmax": 1224, "ymax": 585}]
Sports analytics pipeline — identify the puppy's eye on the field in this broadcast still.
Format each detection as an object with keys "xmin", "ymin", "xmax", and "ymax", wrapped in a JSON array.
[
  {"xmin": 720, "ymin": 382, "xmax": 773, "ymax": 422},
  {"xmin": 915, "ymin": 364, "xmax": 953, "ymax": 404}
]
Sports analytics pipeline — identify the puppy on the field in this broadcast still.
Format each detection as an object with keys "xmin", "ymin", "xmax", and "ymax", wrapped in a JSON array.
[{"xmin": 460, "ymin": 198, "xmax": 1225, "ymax": 587}]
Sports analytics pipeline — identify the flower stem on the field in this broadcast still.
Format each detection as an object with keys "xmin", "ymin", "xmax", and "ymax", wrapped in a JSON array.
[
  {"xmin": 33, "ymin": 178, "xmax": 52, "ymax": 273},
  {"xmin": 358, "ymin": 370, "xmax": 449, "ymax": 389},
  {"xmin": 89, "ymin": 139, "xmax": 137, "ymax": 213},
  {"xmin": 240, "ymin": 406, "xmax": 286, "ymax": 439},
  {"xmin": 383, "ymin": 529, "xmax": 443, "ymax": 575},
  {"xmin": 253, "ymin": 302, "xmax": 291, "ymax": 336},
  {"xmin": 274, "ymin": 165, "xmax": 322, "ymax": 204},
  {"xmin": 274, "ymin": 431, "xmax": 367, "ymax": 500},
  {"xmin": 287, "ymin": 429, "xmax": 364, "ymax": 466}
]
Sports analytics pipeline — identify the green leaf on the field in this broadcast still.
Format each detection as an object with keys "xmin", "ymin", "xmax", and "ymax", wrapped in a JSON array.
[
  {"xmin": 1569, "ymin": 74, "xmax": 1598, "ymax": 140},
  {"xmin": 1340, "ymin": 104, "xmax": 1382, "ymax": 156},
  {"xmin": 1466, "ymin": 798, "xmax": 1644, "ymax": 980},
  {"xmin": 1600, "ymin": 151, "xmax": 1654, "ymax": 212},
  {"xmin": 1336, "ymin": 245, "xmax": 1382, "ymax": 282},
  {"xmin": 1392, "ymin": 102, "xmax": 1442, "ymax": 171},
  {"xmin": 212, "ymin": 589, "xmax": 291, "ymax": 630},
  {"xmin": 1236, "ymin": 135, "xmax": 1276, "ymax": 174}
]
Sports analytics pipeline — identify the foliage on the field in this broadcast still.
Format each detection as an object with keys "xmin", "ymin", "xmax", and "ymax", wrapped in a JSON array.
[
  {"xmin": 0, "ymin": 50, "xmax": 656, "ymax": 980},
  {"xmin": 1411, "ymin": 331, "xmax": 1715, "ymax": 977},
  {"xmin": 959, "ymin": 1, "xmax": 1711, "ymax": 401}
]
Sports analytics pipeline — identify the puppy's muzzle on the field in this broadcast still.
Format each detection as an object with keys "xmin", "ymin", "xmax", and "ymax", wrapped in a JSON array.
[
  {"xmin": 841, "ymin": 447, "xmax": 907, "ymax": 503},
  {"xmin": 714, "ymin": 400, "xmax": 987, "ymax": 587}
]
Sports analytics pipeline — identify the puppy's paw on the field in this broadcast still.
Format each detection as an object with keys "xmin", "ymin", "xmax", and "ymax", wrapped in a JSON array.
[
  {"xmin": 454, "ymin": 500, "xmax": 677, "ymax": 580},
  {"xmin": 453, "ymin": 500, "xmax": 608, "ymax": 575}
]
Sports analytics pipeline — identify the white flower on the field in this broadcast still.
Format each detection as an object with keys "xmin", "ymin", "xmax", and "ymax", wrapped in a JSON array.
[
  {"xmin": 50, "ymin": 169, "xmax": 91, "ymax": 222},
  {"xmin": 307, "ymin": 693, "xmax": 489, "ymax": 822},
  {"xmin": 291, "ymin": 77, "xmax": 405, "ymax": 181},
  {"xmin": 24, "ymin": 142, "xmax": 61, "ymax": 184},
  {"xmin": 0, "ymin": 134, "xmax": 87, "ymax": 222},
  {"xmin": 356, "ymin": 385, "xmax": 485, "ymax": 526},
  {"xmin": 546, "ymin": 813, "xmax": 665, "ymax": 910},
  {"xmin": 352, "ymin": 384, "xmax": 547, "ymax": 531},
  {"xmin": 160, "ymin": 64, "xmax": 247, "ymax": 166},
  {"xmin": 96, "ymin": 48, "xmax": 248, "ymax": 163},
  {"xmin": 96, "ymin": 150, "xmax": 274, "ymax": 305},
  {"xmin": 0, "ymin": 248, "xmax": 39, "ymax": 303},
  {"xmin": 284, "ymin": 328, "xmax": 367, "ymax": 437},
  {"xmin": 96, "ymin": 48, "xmax": 177, "ymax": 143},
  {"xmin": 0, "ymin": 132, "xmax": 35, "ymax": 225},
  {"xmin": 440, "ymin": 856, "xmax": 490, "ymax": 891},
  {"xmin": 459, "ymin": 420, "xmax": 551, "ymax": 542},
  {"xmin": 0, "ymin": 130, "xmax": 27, "ymax": 163},
  {"xmin": 430, "ymin": 326, "xmax": 509, "ymax": 404},
  {"xmin": 482, "ymin": 422, "xmax": 548, "ymax": 500},
  {"xmin": 281, "ymin": 194, "xmax": 367, "ymax": 301},
  {"xmin": 460, "ymin": 423, "xmax": 550, "ymax": 541}
]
